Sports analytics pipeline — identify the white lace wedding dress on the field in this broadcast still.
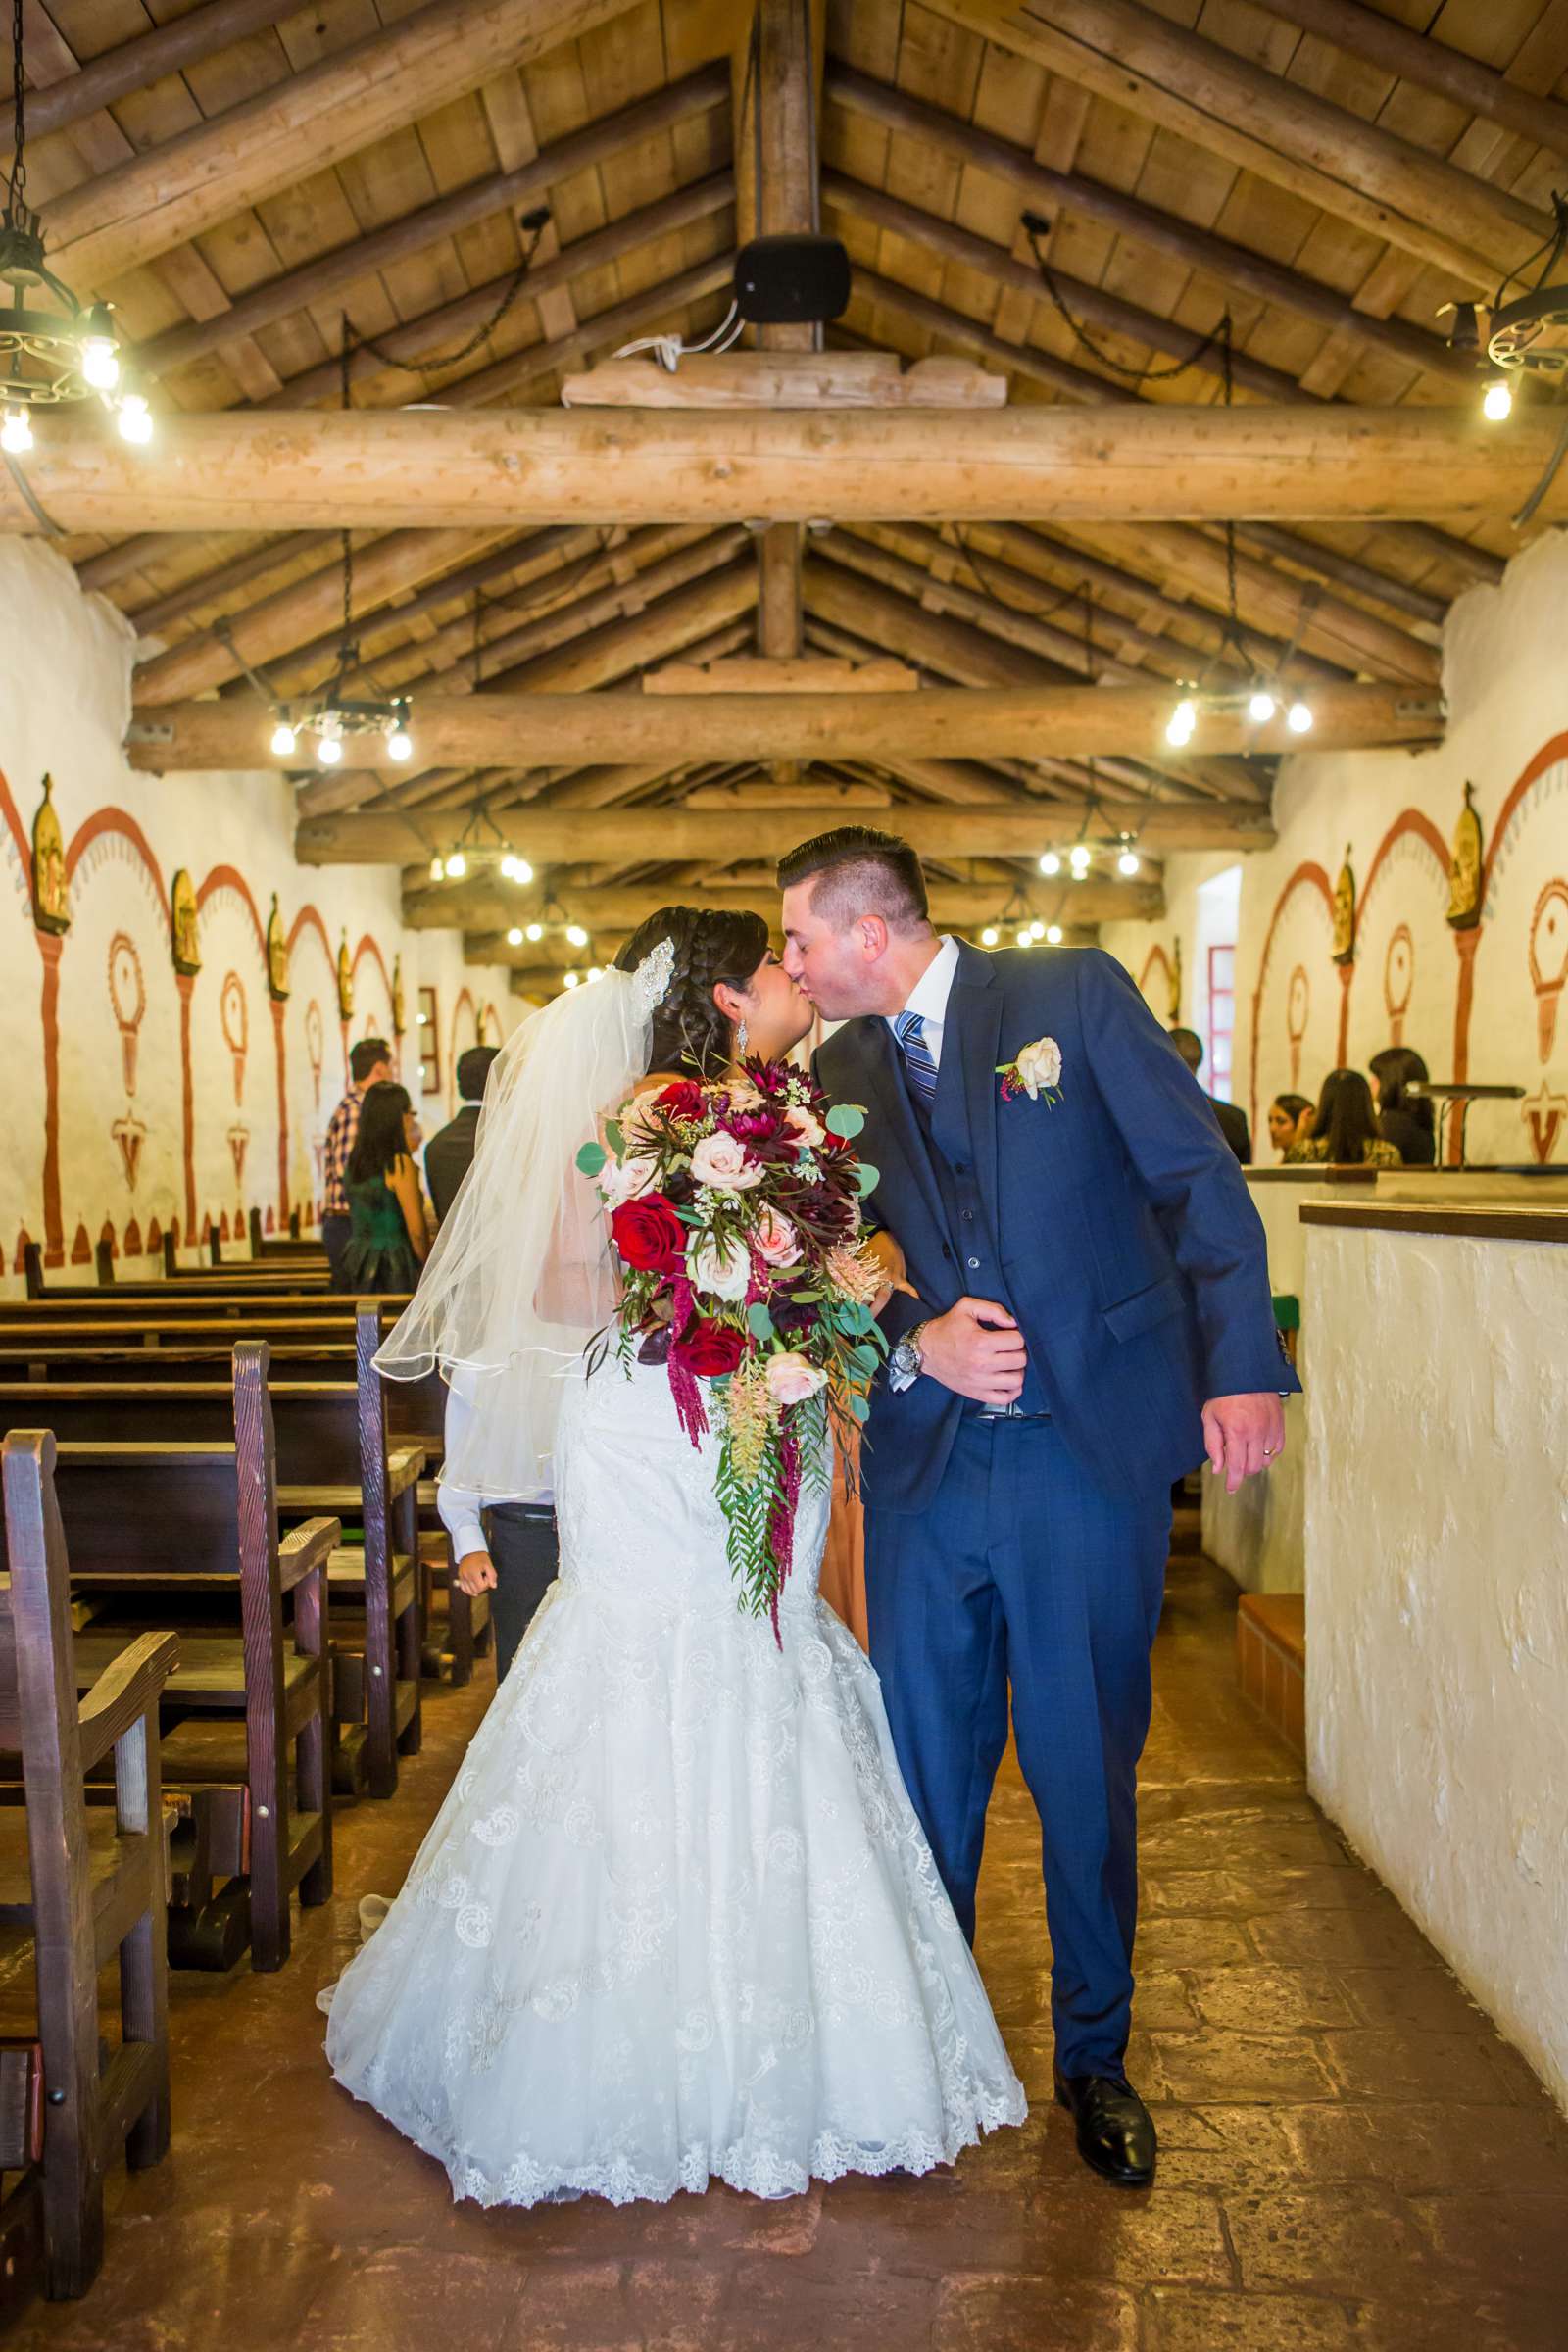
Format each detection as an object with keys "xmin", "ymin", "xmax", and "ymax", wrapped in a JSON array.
[{"xmin": 319, "ymin": 1354, "xmax": 1027, "ymax": 2209}]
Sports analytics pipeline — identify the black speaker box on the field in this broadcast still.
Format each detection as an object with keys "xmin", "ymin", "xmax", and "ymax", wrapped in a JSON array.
[{"xmin": 734, "ymin": 234, "xmax": 851, "ymax": 325}]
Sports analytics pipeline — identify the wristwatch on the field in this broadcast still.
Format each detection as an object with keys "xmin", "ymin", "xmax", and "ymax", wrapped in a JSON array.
[{"xmin": 889, "ymin": 1320, "xmax": 930, "ymax": 1394}]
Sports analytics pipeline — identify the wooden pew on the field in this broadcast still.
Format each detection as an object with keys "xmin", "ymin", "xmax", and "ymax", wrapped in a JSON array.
[
  {"xmin": 0, "ymin": 1339, "xmax": 359, "ymax": 1386},
  {"xmin": 17, "ymin": 1247, "xmax": 335, "ymax": 1304},
  {"xmin": 248, "ymin": 1207, "xmax": 324, "ymax": 1263},
  {"xmin": 0, "ymin": 1358, "xmax": 422, "ymax": 1802},
  {"xmin": 0, "ymin": 1432, "xmax": 177, "ymax": 2301},
  {"xmin": 0, "ymin": 1295, "xmax": 406, "ymax": 1327},
  {"xmin": 0, "ymin": 1349, "xmax": 337, "ymax": 1973}
]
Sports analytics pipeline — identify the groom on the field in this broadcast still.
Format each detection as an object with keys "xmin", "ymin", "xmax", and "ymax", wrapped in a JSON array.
[{"xmin": 780, "ymin": 827, "xmax": 1297, "ymax": 2186}]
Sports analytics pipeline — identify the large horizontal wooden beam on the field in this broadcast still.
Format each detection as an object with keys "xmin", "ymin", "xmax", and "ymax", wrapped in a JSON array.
[
  {"xmin": 414, "ymin": 872, "xmax": 1164, "ymax": 938},
  {"xmin": 0, "ymin": 0, "xmax": 291, "ymax": 155},
  {"xmin": 15, "ymin": 408, "xmax": 1564, "ymax": 534},
  {"xmin": 38, "ymin": 0, "xmax": 631, "ymax": 294},
  {"xmin": 927, "ymin": 0, "xmax": 1551, "ymax": 290},
  {"xmin": 126, "ymin": 679, "xmax": 1437, "ymax": 786}
]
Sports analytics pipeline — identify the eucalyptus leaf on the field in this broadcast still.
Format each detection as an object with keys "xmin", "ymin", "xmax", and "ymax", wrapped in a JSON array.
[
  {"xmin": 855, "ymin": 1160, "xmax": 881, "ymax": 1196},
  {"xmin": 825, "ymin": 1102, "xmax": 866, "ymax": 1139},
  {"xmin": 848, "ymin": 1392, "xmax": 870, "ymax": 1423},
  {"xmin": 575, "ymin": 1140, "xmax": 608, "ymax": 1177},
  {"xmin": 747, "ymin": 1302, "xmax": 776, "ymax": 1341},
  {"xmin": 604, "ymin": 1118, "xmax": 625, "ymax": 1158}
]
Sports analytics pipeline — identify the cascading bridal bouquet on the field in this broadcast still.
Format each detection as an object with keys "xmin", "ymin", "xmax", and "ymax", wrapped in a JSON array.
[{"xmin": 575, "ymin": 1059, "xmax": 887, "ymax": 1633}]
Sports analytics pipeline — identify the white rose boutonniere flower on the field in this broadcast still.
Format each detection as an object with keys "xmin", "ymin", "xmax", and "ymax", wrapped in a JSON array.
[{"xmin": 996, "ymin": 1035, "xmax": 1063, "ymax": 1105}]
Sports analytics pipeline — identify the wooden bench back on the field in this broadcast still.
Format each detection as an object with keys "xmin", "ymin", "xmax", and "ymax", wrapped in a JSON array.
[
  {"xmin": 0, "ymin": 1341, "xmax": 357, "ymax": 1385},
  {"xmin": 0, "ymin": 1296, "xmax": 379, "ymax": 1327},
  {"xmin": 0, "ymin": 1382, "xmax": 361, "ymax": 1490}
]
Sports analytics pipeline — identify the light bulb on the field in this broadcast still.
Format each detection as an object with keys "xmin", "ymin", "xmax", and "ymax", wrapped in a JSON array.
[
  {"xmin": 387, "ymin": 726, "xmax": 413, "ymax": 761},
  {"xmin": 1248, "ymin": 687, "xmax": 1276, "ymax": 724},
  {"xmin": 1165, "ymin": 697, "xmax": 1196, "ymax": 747},
  {"xmin": 981, "ymin": 925, "xmax": 999, "ymax": 947},
  {"xmin": 565, "ymin": 923, "xmax": 588, "ymax": 949},
  {"xmin": 564, "ymin": 970, "xmax": 580, "ymax": 990},
  {"xmin": 1118, "ymin": 848, "xmax": 1141, "ymax": 877},
  {"xmin": 506, "ymin": 926, "xmax": 523, "ymax": 947},
  {"xmin": 1039, "ymin": 851, "xmax": 1061, "ymax": 877},
  {"xmin": 1046, "ymin": 923, "xmax": 1063, "ymax": 946},
  {"xmin": 1482, "ymin": 378, "xmax": 1512, "ymax": 422},
  {"xmin": 1016, "ymin": 926, "xmax": 1033, "ymax": 948},
  {"xmin": 445, "ymin": 849, "xmax": 466, "ymax": 878},
  {"xmin": 525, "ymin": 921, "xmax": 543, "ymax": 943},
  {"xmin": 81, "ymin": 336, "xmax": 121, "ymax": 391},
  {"xmin": 1069, "ymin": 846, "xmax": 1092, "ymax": 875},
  {"xmin": 317, "ymin": 733, "xmax": 343, "ymax": 766},
  {"xmin": 117, "ymin": 393, "xmax": 152, "ymax": 444},
  {"xmin": 270, "ymin": 720, "xmax": 297, "ymax": 757},
  {"xmin": 1, "ymin": 407, "xmax": 32, "ymax": 455},
  {"xmin": 429, "ymin": 855, "xmax": 445, "ymax": 883},
  {"xmin": 1286, "ymin": 699, "xmax": 1313, "ymax": 735},
  {"xmin": 1029, "ymin": 920, "xmax": 1046, "ymax": 941},
  {"xmin": 499, "ymin": 854, "xmax": 515, "ymax": 881},
  {"xmin": 510, "ymin": 856, "xmax": 533, "ymax": 886},
  {"xmin": 587, "ymin": 966, "xmax": 604, "ymax": 983}
]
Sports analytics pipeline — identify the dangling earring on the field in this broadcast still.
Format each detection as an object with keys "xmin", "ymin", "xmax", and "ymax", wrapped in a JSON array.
[{"xmin": 735, "ymin": 1019, "xmax": 750, "ymax": 1057}]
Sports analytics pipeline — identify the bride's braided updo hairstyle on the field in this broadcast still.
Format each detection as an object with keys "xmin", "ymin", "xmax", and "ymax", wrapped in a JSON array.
[{"xmin": 615, "ymin": 905, "xmax": 769, "ymax": 1077}]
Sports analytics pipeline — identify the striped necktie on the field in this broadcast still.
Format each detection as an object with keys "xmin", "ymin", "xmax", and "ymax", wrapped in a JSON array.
[{"xmin": 894, "ymin": 1009, "xmax": 938, "ymax": 1111}]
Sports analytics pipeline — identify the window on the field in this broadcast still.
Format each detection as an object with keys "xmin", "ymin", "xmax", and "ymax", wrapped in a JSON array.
[
  {"xmin": 416, "ymin": 985, "xmax": 441, "ymax": 1097},
  {"xmin": 1207, "ymin": 944, "xmax": 1236, "ymax": 1102}
]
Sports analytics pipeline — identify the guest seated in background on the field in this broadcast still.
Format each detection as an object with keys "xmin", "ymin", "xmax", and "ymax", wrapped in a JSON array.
[
  {"xmin": 423, "ymin": 1044, "xmax": 499, "ymax": 1222},
  {"xmin": 1168, "ymin": 1025, "xmax": 1250, "ymax": 1162},
  {"xmin": 1266, "ymin": 1092, "xmax": 1315, "ymax": 1159},
  {"xmin": 1286, "ymin": 1067, "xmax": 1402, "ymax": 1167},
  {"xmin": 1370, "ymin": 1045, "xmax": 1437, "ymax": 1168},
  {"xmin": 342, "ymin": 1080, "xmax": 431, "ymax": 1292}
]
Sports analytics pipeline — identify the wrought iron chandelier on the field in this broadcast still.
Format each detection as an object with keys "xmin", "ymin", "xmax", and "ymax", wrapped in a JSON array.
[
  {"xmin": 1445, "ymin": 190, "xmax": 1568, "ymax": 425},
  {"xmin": 1, "ymin": 0, "xmax": 152, "ymax": 452}
]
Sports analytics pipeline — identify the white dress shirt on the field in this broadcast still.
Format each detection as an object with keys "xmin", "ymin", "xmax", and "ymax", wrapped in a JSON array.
[
  {"xmin": 883, "ymin": 933, "xmax": 960, "ymax": 1070},
  {"xmin": 434, "ymin": 1369, "xmax": 552, "ymax": 1563}
]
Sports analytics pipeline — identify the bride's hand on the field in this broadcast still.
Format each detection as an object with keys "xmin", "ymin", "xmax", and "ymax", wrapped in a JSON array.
[{"xmin": 454, "ymin": 1548, "xmax": 499, "ymax": 1598}]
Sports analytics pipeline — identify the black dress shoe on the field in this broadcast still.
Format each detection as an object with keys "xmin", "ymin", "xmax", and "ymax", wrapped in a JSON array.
[{"xmin": 1054, "ymin": 2066, "xmax": 1156, "ymax": 2186}]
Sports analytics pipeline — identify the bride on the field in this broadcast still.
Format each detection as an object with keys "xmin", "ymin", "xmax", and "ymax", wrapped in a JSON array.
[{"xmin": 319, "ymin": 904, "xmax": 1026, "ymax": 2208}]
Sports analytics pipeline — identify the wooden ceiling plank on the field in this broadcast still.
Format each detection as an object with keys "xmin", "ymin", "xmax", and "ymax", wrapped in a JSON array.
[
  {"xmin": 922, "ymin": 0, "xmax": 1551, "ymax": 286},
  {"xmin": 37, "ymin": 0, "xmax": 640, "ymax": 294}
]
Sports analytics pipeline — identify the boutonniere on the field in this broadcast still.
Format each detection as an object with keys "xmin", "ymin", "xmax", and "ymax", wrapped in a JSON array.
[{"xmin": 997, "ymin": 1035, "xmax": 1063, "ymax": 1105}]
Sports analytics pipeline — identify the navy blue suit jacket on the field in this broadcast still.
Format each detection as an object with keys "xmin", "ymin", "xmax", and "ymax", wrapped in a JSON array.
[{"xmin": 815, "ymin": 942, "xmax": 1298, "ymax": 1512}]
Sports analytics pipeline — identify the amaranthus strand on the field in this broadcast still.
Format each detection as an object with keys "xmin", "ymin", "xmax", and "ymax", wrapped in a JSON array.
[{"xmin": 665, "ymin": 1275, "xmax": 709, "ymax": 1449}]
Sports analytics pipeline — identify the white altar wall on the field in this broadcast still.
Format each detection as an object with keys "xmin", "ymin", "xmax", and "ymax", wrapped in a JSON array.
[{"xmin": 0, "ymin": 539, "xmax": 518, "ymax": 1289}]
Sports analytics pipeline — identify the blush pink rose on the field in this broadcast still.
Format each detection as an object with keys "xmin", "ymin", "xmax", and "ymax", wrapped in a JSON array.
[
  {"xmin": 690, "ymin": 1131, "xmax": 763, "ymax": 1192},
  {"xmin": 600, "ymin": 1152, "xmax": 659, "ymax": 1207},
  {"xmin": 753, "ymin": 1207, "xmax": 803, "ymax": 1268},
  {"xmin": 765, "ymin": 1350, "xmax": 827, "ymax": 1407},
  {"xmin": 785, "ymin": 1104, "xmax": 827, "ymax": 1149}
]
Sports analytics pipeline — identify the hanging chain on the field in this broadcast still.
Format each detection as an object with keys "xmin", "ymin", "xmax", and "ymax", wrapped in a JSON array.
[
  {"xmin": 1023, "ymin": 217, "xmax": 1229, "ymax": 385},
  {"xmin": 338, "ymin": 318, "xmax": 357, "ymax": 668},
  {"xmin": 344, "ymin": 212, "xmax": 550, "ymax": 378},
  {"xmin": 471, "ymin": 588, "xmax": 484, "ymax": 687},
  {"xmin": 6, "ymin": 0, "xmax": 27, "ymax": 221}
]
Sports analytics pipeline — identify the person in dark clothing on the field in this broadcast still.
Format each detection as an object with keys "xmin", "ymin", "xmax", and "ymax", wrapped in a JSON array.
[
  {"xmin": 342, "ymin": 1081, "xmax": 430, "ymax": 1292},
  {"xmin": 1169, "ymin": 1026, "xmax": 1250, "ymax": 1163},
  {"xmin": 1370, "ymin": 1045, "xmax": 1437, "ymax": 1167},
  {"xmin": 321, "ymin": 1036, "xmax": 393, "ymax": 1288},
  {"xmin": 422, "ymin": 1044, "xmax": 500, "ymax": 1222},
  {"xmin": 1286, "ymin": 1068, "xmax": 1402, "ymax": 1167}
]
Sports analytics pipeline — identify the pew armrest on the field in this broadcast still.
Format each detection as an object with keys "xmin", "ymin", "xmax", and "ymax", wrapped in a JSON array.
[
  {"xmin": 77, "ymin": 1630, "xmax": 180, "ymax": 1775},
  {"xmin": 278, "ymin": 1515, "xmax": 341, "ymax": 1593},
  {"xmin": 385, "ymin": 1445, "xmax": 426, "ymax": 1501}
]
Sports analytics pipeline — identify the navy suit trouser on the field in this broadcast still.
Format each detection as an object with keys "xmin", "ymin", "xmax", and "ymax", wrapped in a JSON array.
[{"xmin": 864, "ymin": 1414, "xmax": 1170, "ymax": 2079}]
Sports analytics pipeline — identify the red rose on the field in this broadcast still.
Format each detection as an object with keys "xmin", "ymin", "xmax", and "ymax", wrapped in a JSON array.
[
  {"xmin": 657, "ymin": 1079, "xmax": 707, "ymax": 1119},
  {"xmin": 610, "ymin": 1193, "xmax": 685, "ymax": 1273},
  {"xmin": 675, "ymin": 1318, "xmax": 746, "ymax": 1377}
]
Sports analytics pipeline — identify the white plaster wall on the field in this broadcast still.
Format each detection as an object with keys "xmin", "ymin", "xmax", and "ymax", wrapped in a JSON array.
[
  {"xmin": 1306, "ymin": 1222, "xmax": 1568, "ymax": 2112},
  {"xmin": 0, "ymin": 539, "xmax": 517, "ymax": 1288}
]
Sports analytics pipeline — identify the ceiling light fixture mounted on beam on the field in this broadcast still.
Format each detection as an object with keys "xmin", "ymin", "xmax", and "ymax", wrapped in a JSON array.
[
  {"xmin": 1442, "ymin": 191, "xmax": 1568, "ymax": 449},
  {"xmin": 0, "ymin": 0, "xmax": 152, "ymax": 454}
]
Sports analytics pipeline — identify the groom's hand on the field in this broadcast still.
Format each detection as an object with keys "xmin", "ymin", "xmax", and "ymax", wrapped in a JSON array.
[
  {"xmin": 1201, "ymin": 1394, "xmax": 1286, "ymax": 1494},
  {"xmin": 920, "ymin": 1298, "xmax": 1028, "ymax": 1408}
]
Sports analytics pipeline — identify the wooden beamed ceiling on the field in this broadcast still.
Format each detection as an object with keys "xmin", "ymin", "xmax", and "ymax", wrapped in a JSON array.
[{"xmin": 7, "ymin": 0, "xmax": 1564, "ymax": 976}]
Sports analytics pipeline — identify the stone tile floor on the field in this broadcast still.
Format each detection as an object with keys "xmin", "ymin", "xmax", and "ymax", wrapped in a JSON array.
[{"xmin": 14, "ymin": 1556, "xmax": 1568, "ymax": 2349}]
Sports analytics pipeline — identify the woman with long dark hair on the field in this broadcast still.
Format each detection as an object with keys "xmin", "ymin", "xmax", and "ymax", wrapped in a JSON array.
[
  {"xmin": 320, "ymin": 902, "xmax": 1024, "ymax": 2211},
  {"xmin": 1370, "ymin": 1045, "xmax": 1436, "ymax": 1167},
  {"xmin": 342, "ymin": 1077, "xmax": 429, "ymax": 1291},
  {"xmin": 1286, "ymin": 1067, "xmax": 1403, "ymax": 1167},
  {"xmin": 1266, "ymin": 1092, "xmax": 1315, "ymax": 1159}
]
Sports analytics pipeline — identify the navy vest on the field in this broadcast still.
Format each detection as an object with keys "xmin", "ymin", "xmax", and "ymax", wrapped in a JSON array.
[{"xmin": 898, "ymin": 1027, "xmax": 1052, "ymax": 1416}]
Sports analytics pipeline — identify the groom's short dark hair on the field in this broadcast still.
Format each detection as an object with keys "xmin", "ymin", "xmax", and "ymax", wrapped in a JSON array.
[{"xmin": 777, "ymin": 826, "xmax": 930, "ymax": 934}]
